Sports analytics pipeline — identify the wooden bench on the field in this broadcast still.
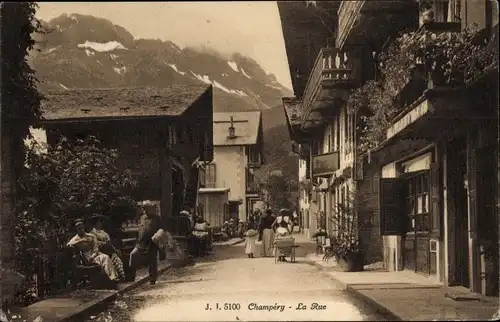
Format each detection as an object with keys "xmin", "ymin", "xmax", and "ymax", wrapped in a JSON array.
[{"xmin": 69, "ymin": 247, "xmax": 114, "ymax": 289}]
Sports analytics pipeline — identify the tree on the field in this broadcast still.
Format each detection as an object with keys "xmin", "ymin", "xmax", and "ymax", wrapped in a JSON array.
[
  {"xmin": 266, "ymin": 171, "xmax": 292, "ymax": 213},
  {"xmin": 14, "ymin": 136, "xmax": 138, "ymax": 300},
  {"xmin": 1, "ymin": 2, "xmax": 43, "ymax": 304}
]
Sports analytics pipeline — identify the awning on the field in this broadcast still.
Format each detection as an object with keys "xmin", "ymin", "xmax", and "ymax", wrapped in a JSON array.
[{"xmin": 384, "ymin": 88, "xmax": 494, "ymax": 143}]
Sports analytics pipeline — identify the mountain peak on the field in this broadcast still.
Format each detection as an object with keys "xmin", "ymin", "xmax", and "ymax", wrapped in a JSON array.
[{"xmin": 32, "ymin": 13, "xmax": 292, "ymax": 113}]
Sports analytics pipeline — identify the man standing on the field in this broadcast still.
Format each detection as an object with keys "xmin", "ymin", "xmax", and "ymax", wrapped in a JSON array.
[{"xmin": 129, "ymin": 204, "xmax": 166, "ymax": 285}]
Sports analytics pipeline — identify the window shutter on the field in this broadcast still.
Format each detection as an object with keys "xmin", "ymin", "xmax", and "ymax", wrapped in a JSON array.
[
  {"xmin": 430, "ymin": 161, "xmax": 441, "ymax": 238},
  {"xmin": 379, "ymin": 178, "xmax": 406, "ymax": 235}
]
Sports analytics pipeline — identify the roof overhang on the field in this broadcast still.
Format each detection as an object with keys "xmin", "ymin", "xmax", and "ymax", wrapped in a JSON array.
[
  {"xmin": 39, "ymin": 114, "xmax": 178, "ymax": 125},
  {"xmin": 375, "ymin": 87, "xmax": 495, "ymax": 151},
  {"xmin": 282, "ymin": 97, "xmax": 302, "ymax": 141},
  {"xmin": 336, "ymin": 0, "xmax": 419, "ymax": 50},
  {"xmin": 278, "ymin": 1, "xmax": 340, "ymax": 98},
  {"xmin": 40, "ymin": 85, "xmax": 213, "ymax": 123}
]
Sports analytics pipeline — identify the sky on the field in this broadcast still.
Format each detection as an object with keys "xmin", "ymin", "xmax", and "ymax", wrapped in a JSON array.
[{"xmin": 36, "ymin": 1, "xmax": 293, "ymax": 90}]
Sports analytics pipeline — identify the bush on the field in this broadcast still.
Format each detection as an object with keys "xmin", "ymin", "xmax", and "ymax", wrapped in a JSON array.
[{"xmin": 14, "ymin": 135, "xmax": 138, "ymax": 301}]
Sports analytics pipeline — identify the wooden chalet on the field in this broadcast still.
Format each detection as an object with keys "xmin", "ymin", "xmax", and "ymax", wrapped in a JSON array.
[{"xmin": 39, "ymin": 85, "xmax": 214, "ymax": 230}]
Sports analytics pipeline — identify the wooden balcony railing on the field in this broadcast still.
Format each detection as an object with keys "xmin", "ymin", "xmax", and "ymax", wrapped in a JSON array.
[{"xmin": 301, "ymin": 47, "xmax": 354, "ymax": 121}]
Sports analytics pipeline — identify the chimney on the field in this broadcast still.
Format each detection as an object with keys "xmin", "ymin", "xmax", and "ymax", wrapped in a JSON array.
[{"xmin": 228, "ymin": 116, "xmax": 236, "ymax": 138}]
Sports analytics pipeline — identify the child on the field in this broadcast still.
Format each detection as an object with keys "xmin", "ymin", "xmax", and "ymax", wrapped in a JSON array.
[{"xmin": 244, "ymin": 223, "xmax": 258, "ymax": 258}]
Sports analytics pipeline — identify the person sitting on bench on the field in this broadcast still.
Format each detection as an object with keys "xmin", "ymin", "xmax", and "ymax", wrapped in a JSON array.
[
  {"xmin": 89, "ymin": 215, "xmax": 126, "ymax": 282},
  {"xmin": 67, "ymin": 220, "xmax": 119, "ymax": 283}
]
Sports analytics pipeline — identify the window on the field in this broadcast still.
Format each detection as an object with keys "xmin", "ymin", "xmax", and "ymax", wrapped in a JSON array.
[
  {"xmin": 344, "ymin": 111, "xmax": 349, "ymax": 152},
  {"xmin": 169, "ymin": 124, "xmax": 177, "ymax": 145},
  {"xmin": 205, "ymin": 164, "xmax": 216, "ymax": 188},
  {"xmin": 248, "ymin": 146, "xmax": 260, "ymax": 164},
  {"xmin": 335, "ymin": 117, "xmax": 340, "ymax": 151},
  {"xmin": 326, "ymin": 131, "xmax": 331, "ymax": 152},
  {"xmin": 305, "ymin": 155, "xmax": 311, "ymax": 179},
  {"xmin": 447, "ymin": 0, "xmax": 461, "ymax": 22},
  {"xmin": 337, "ymin": 114, "xmax": 342, "ymax": 150},
  {"xmin": 330, "ymin": 125, "xmax": 335, "ymax": 152},
  {"xmin": 346, "ymin": 112, "xmax": 354, "ymax": 153},
  {"xmin": 407, "ymin": 173, "xmax": 430, "ymax": 233}
]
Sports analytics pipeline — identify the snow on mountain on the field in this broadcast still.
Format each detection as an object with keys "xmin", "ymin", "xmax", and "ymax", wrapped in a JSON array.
[
  {"xmin": 31, "ymin": 14, "xmax": 293, "ymax": 113},
  {"xmin": 168, "ymin": 63, "xmax": 186, "ymax": 75},
  {"xmin": 227, "ymin": 61, "xmax": 238, "ymax": 72},
  {"xmin": 241, "ymin": 68, "xmax": 252, "ymax": 79},
  {"xmin": 190, "ymin": 71, "xmax": 212, "ymax": 85},
  {"xmin": 190, "ymin": 71, "xmax": 247, "ymax": 97},
  {"xmin": 77, "ymin": 40, "xmax": 128, "ymax": 52}
]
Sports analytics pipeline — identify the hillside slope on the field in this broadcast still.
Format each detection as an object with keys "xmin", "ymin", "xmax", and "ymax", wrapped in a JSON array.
[
  {"xmin": 31, "ymin": 13, "xmax": 293, "ymax": 113},
  {"xmin": 31, "ymin": 13, "xmax": 298, "ymax": 197}
]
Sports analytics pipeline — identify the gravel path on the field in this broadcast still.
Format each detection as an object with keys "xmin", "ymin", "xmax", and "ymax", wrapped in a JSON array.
[{"xmin": 87, "ymin": 236, "xmax": 386, "ymax": 321}]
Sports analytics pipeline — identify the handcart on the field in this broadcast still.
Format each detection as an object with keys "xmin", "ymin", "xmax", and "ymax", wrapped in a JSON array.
[{"xmin": 273, "ymin": 237, "xmax": 297, "ymax": 263}]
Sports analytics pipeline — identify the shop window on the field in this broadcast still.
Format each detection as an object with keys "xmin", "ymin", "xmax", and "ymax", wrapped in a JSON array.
[{"xmin": 407, "ymin": 173, "xmax": 430, "ymax": 233}]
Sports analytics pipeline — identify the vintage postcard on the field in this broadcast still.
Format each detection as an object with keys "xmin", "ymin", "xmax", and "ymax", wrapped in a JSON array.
[{"xmin": 1, "ymin": 1, "xmax": 498, "ymax": 321}]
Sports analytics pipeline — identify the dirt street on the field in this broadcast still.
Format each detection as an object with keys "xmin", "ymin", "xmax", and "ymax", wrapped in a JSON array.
[{"xmin": 88, "ymin": 237, "xmax": 386, "ymax": 321}]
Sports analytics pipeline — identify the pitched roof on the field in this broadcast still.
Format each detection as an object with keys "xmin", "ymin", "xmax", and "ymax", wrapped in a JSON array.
[
  {"xmin": 213, "ymin": 111, "xmax": 261, "ymax": 146},
  {"xmin": 282, "ymin": 97, "xmax": 302, "ymax": 127},
  {"xmin": 41, "ymin": 85, "xmax": 212, "ymax": 120}
]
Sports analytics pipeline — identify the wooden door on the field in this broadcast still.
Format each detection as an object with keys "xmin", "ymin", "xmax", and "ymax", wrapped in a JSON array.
[{"xmin": 402, "ymin": 172, "xmax": 431, "ymax": 274}]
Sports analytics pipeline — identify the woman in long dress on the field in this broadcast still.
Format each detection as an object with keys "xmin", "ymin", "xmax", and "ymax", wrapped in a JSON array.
[
  {"xmin": 273, "ymin": 210, "xmax": 293, "ymax": 262},
  {"xmin": 258, "ymin": 210, "xmax": 275, "ymax": 257},
  {"xmin": 89, "ymin": 216, "xmax": 126, "ymax": 281},
  {"xmin": 67, "ymin": 221, "xmax": 119, "ymax": 283}
]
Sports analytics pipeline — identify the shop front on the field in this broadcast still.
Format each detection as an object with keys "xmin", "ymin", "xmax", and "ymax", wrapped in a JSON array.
[
  {"xmin": 379, "ymin": 145, "xmax": 439, "ymax": 279},
  {"xmin": 377, "ymin": 86, "xmax": 498, "ymax": 295}
]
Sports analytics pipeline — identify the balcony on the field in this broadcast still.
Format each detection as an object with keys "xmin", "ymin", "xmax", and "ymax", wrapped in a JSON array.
[
  {"xmin": 301, "ymin": 47, "xmax": 360, "ymax": 130},
  {"xmin": 336, "ymin": 0, "xmax": 418, "ymax": 50}
]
